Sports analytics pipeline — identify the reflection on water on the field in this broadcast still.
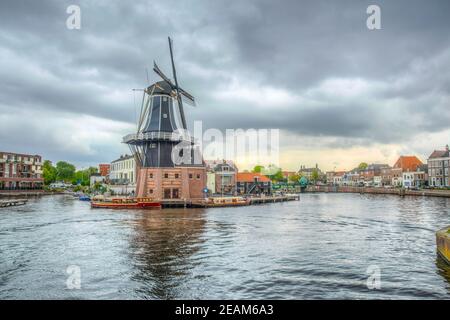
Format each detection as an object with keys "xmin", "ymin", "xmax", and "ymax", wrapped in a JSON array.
[
  {"xmin": 129, "ymin": 209, "xmax": 207, "ymax": 299},
  {"xmin": 0, "ymin": 193, "xmax": 450, "ymax": 299}
]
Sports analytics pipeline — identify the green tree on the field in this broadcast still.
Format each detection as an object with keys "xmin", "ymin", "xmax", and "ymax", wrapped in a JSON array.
[
  {"xmin": 311, "ymin": 168, "xmax": 319, "ymax": 183},
  {"xmin": 43, "ymin": 160, "xmax": 57, "ymax": 185},
  {"xmin": 252, "ymin": 165, "xmax": 264, "ymax": 173},
  {"xmin": 289, "ymin": 174, "xmax": 301, "ymax": 183},
  {"xmin": 56, "ymin": 161, "xmax": 76, "ymax": 182},
  {"xmin": 358, "ymin": 162, "xmax": 368, "ymax": 170},
  {"xmin": 72, "ymin": 167, "xmax": 98, "ymax": 186}
]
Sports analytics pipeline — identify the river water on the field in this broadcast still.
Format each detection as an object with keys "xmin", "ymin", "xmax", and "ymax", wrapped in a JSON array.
[{"xmin": 1, "ymin": 193, "xmax": 450, "ymax": 299}]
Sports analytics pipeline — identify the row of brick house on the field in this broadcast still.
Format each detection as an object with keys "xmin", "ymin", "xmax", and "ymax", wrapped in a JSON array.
[
  {"xmin": 325, "ymin": 145, "xmax": 450, "ymax": 188},
  {"xmin": 0, "ymin": 151, "xmax": 44, "ymax": 190}
]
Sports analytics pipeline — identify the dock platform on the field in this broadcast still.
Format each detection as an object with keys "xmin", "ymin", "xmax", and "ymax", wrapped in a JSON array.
[
  {"xmin": 249, "ymin": 194, "xmax": 299, "ymax": 205},
  {"xmin": 161, "ymin": 194, "xmax": 300, "ymax": 208},
  {"xmin": 0, "ymin": 199, "xmax": 28, "ymax": 208}
]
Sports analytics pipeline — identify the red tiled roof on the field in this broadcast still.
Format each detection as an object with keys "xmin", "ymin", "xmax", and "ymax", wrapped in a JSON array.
[
  {"xmin": 393, "ymin": 156, "xmax": 423, "ymax": 172},
  {"xmin": 236, "ymin": 172, "xmax": 271, "ymax": 183}
]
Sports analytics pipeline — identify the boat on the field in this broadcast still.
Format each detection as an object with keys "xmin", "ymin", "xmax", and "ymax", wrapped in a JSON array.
[
  {"xmin": 436, "ymin": 226, "xmax": 450, "ymax": 264},
  {"xmin": 79, "ymin": 195, "xmax": 91, "ymax": 201},
  {"xmin": 91, "ymin": 197, "xmax": 161, "ymax": 209},
  {"xmin": 201, "ymin": 196, "xmax": 250, "ymax": 207}
]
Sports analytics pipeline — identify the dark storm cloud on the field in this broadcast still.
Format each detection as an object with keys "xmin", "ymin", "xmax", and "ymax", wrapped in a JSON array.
[{"xmin": 0, "ymin": 0, "xmax": 449, "ymax": 164}]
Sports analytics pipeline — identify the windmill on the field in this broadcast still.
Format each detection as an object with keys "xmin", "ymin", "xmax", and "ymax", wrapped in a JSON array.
[{"xmin": 123, "ymin": 37, "xmax": 205, "ymax": 199}]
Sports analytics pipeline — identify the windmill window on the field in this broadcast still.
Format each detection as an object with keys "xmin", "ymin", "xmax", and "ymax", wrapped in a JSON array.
[
  {"xmin": 150, "ymin": 143, "xmax": 157, "ymax": 148},
  {"xmin": 164, "ymin": 173, "xmax": 169, "ymax": 179},
  {"xmin": 163, "ymin": 97, "xmax": 168, "ymax": 101},
  {"xmin": 189, "ymin": 173, "xmax": 193, "ymax": 179},
  {"xmin": 163, "ymin": 113, "xmax": 168, "ymax": 118},
  {"xmin": 149, "ymin": 173, "xmax": 153, "ymax": 179},
  {"xmin": 196, "ymin": 174, "xmax": 201, "ymax": 179},
  {"xmin": 175, "ymin": 173, "xmax": 179, "ymax": 179}
]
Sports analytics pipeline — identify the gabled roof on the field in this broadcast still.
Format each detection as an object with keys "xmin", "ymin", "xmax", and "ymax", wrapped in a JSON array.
[
  {"xmin": 428, "ymin": 150, "xmax": 450, "ymax": 159},
  {"xmin": 236, "ymin": 172, "xmax": 271, "ymax": 183},
  {"xmin": 393, "ymin": 156, "xmax": 423, "ymax": 172}
]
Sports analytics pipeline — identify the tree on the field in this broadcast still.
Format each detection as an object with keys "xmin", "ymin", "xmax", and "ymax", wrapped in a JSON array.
[
  {"xmin": 311, "ymin": 168, "xmax": 319, "ymax": 183},
  {"xmin": 72, "ymin": 167, "xmax": 98, "ymax": 186},
  {"xmin": 289, "ymin": 174, "xmax": 301, "ymax": 183},
  {"xmin": 252, "ymin": 165, "xmax": 264, "ymax": 173},
  {"xmin": 43, "ymin": 160, "xmax": 57, "ymax": 185},
  {"xmin": 56, "ymin": 161, "xmax": 76, "ymax": 182},
  {"xmin": 358, "ymin": 162, "xmax": 368, "ymax": 170}
]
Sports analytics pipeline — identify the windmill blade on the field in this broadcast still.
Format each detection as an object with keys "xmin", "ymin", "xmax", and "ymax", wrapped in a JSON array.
[
  {"xmin": 179, "ymin": 88, "xmax": 196, "ymax": 106},
  {"xmin": 153, "ymin": 61, "xmax": 174, "ymax": 87},
  {"xmin": 168, "ymin": 36, "xmax": 187, "ymax": 129}
]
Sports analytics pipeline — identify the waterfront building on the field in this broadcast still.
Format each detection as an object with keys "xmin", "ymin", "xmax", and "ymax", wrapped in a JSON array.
[
  {"xmin": 381, "ymin": 167, "xmax": 393, "ymax": 186},
  {"xmin": 373, "ymin": 176, "xmax": 382, "ymax": 187},
  {"xmin": 205, "ymin": 160, "xmax": 237, "ymax": 195},
  {"xmin": 393, "ymin": 156, "xmax": 423, "ymax": 172},
  {"xmin": 123, "ymin": 38, "xmax": 206, "ymax": 200},
  {"xmin": 359, "ymin": 163, "xmax": 390, "ymax": 184},
  {"xmin": 325, "ymin": 171, "xmax": 335, "ymax": 185},
  {"xmin": 110, "ymin": 154, "xmax": 136, "ymax": 185},
  {"xmin": 0, "ymin": 151, "xmax": 44, "ymax": 190},
  {"xmin": 90, "ymin": 173, "xmax": 105, "ymax": 187},
  {"xmin": 236, "ymin": 172, "xmax": 271, "ymax": 195},
  {"xmin": 332, "ymin": 171, "xmax": 345, "ymax": 186},
  {"xmin": 402, "ymin": 169, "xmax": 427, "ymax": 188},
  {"xmin": 427, "ymin": 145, "xmax": 450, "ymax": 187},
  {"xmin": 98, "ymin": 164, "xmax": 110, "ymax": 177},
  {"xmin": 298, "ymin": 164, "xmax": 324, "ymax": 182},
  {"xmin": 342, "ymin": 172, "xmax": 359, "ymax": 186},
  {"xmin": 391, "ymin": 167, "xmax": 403, "ymax": 187}
]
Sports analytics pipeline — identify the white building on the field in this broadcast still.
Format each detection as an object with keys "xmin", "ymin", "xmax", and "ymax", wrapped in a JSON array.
[
  {"xmin": 402, "ymin": 170, "xmax": 427, "ymax": 189},
  {"xmin": 373, "ymin": 176, "xmax": 382, "ymax": 187},
  {"xmin": 90, "ymin": 174, "xmax": 105, "ymax": 187},
  {"xmin": 402, "ymin": 172, "xmax": 414, "ymax": 188},
  {"xmin": 110, "ymin": 155, "xmax": 136, "ymax": 185}
]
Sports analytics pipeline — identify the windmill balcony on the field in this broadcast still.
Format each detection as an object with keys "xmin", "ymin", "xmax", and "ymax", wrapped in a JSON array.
[{"xmin": 123, "ymin": 131, "xmax": 194, "ymax": 144}]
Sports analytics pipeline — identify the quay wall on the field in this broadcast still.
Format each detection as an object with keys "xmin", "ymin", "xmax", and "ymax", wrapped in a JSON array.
[{"xmin": 306, "ymin": 186, "xmax": 450, "ymax": 198}]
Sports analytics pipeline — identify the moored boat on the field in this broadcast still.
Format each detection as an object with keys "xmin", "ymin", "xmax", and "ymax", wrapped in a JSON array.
[
  {"xmin": 436, "ymin": 226, "xmax": 450, "ymax": 264},
  {"xmin": 79, "ymin": 195, "xmax": 91, "ymax": 201},
  {"xmin": 91, "ymin": 197, "xmax": 161, "ymax": 209},
  {"xmin": 201, "ymin": 196, "xmax": 250, "ymax": 207}
]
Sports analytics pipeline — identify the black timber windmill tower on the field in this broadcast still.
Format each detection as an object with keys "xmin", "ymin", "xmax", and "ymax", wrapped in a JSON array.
[{"xmin": 123, "ymin": 37, "xmax": 204, "ymax": 190}]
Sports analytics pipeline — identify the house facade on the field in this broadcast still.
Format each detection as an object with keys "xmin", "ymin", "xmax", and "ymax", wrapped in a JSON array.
[
  {"xmin": 110, "ymin": 155, "xmax": 136, "ymax": 185},
  {"xmin": 236, "ymin": 172, "xmax": 271, "ymax": 195},
  {"xmin": 0, "ymin": 151, "xmax": 44, "ymax": 190},
  {"xmin": 427, "ymin": 146, "xmax": 450, "ymax": 187}
]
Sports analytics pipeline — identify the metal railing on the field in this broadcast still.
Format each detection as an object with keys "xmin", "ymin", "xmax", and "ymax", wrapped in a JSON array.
[{"xmin": 123, "ymin": 131, "xmax": 195, "ymax": 143}]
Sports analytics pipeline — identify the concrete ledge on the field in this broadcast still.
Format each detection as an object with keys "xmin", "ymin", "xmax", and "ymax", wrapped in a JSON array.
[{"xmin": 436, "ymin": 226, "xmax": 450, "ymax": 264}]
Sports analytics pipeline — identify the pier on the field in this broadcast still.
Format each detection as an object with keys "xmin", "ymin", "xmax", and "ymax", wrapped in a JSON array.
[
  {"xmin": 161, "ymin": 194, "xmax": 300, "ymax": 208},
  {"xmin": 0, "ymin": 199, "xmax": 28, "ymax": 208},
  {"xmin": 249, "ymin": 194, "xmax": 300, "ymax": 204}
]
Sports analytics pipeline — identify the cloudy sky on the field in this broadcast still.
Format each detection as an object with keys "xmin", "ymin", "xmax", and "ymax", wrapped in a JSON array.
[{"xmin": 0, "ymin": 0, "xmax": 449, "ymax": 171}]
